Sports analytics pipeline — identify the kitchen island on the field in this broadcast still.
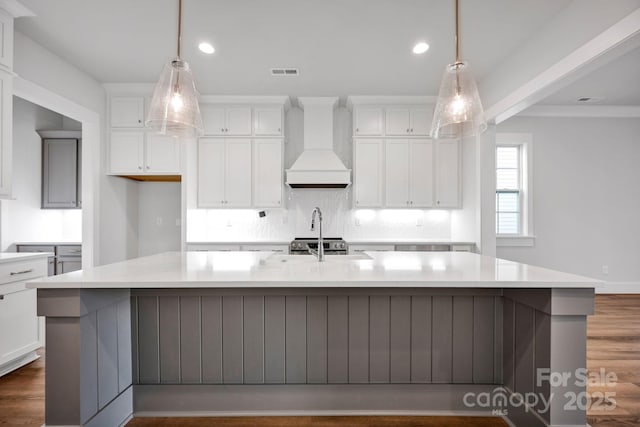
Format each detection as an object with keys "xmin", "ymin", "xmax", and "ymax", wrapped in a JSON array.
[{"xmin": 29, "ymin": 251, "xmax": 598, "ymax": 427}]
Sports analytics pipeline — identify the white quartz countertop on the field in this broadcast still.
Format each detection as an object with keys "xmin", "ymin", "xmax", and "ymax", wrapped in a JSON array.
[
  {"xmin": 0, "ymin": 252, "xmax": 54, "ymax": 263},
  {"xmin": 27, "ymin": 251, "xmax": 600, "ymax": 289}
]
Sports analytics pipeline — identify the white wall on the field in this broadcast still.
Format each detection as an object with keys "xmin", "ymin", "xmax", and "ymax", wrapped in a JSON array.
[
  {"xmin": 0, "ymin": 98, "xmax": 82, "ymax": 249},
  {"xmin": 496, "ymin": 116, "xmax": 640, "ymax": 285},
  {"xmin": 138, "ymin": 182, "xmax": 181, "ymax": 256}
]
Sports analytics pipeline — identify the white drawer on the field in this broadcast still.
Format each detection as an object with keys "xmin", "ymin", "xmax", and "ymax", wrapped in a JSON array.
[{"xmin": 0, "ymin": 259, "xmax": 47, "ymax": 285}]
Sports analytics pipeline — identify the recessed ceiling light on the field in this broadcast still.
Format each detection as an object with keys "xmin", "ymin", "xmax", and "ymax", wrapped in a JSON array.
[
  {"xmin": 412, "ymin": 42, "xmax": 430, "ymax": 54},
  {"xmin": 198, "ymin": 42, "xmax": 215, "ymax": 54}
]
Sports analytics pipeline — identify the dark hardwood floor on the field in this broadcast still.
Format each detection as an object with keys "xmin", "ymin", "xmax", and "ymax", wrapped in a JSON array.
[{"xmin": 0, "ymin": 295, "xmax": 638, "ymax": 427}]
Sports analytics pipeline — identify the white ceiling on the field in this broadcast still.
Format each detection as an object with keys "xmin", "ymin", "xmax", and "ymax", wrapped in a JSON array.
[{"xmin": 15, "ymin": 0, "xmax": 572, "ymax": 96}]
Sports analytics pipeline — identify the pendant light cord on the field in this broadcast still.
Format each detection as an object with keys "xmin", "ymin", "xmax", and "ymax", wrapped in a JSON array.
[
  {"xmin": 177, "ymin": 0, "xmax": 182, "ymax": 59},
  {"xmin": 454, "ymin": 0, "xmax": 460, "ymax": 63}
]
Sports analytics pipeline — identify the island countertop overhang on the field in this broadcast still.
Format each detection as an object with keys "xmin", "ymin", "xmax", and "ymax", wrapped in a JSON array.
[{"xmin": 26, "ymin": 251, "xmax": 601, "ymax": 290}]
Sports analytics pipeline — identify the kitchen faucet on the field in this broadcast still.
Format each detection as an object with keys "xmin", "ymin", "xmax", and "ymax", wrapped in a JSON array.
[{"xmin": 308, "ymin": 207, "xmax": 324, "ymax": 262}]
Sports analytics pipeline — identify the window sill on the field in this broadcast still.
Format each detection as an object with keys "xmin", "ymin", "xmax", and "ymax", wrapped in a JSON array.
[{"xmin": 496, "ymin": 235, "xmax": 536, "ymax": 247}]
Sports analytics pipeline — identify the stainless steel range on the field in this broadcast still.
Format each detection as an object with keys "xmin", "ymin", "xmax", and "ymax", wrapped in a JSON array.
[{"xmin": 289, "ymin": 238, "xmax": 348, "ymax": 255}]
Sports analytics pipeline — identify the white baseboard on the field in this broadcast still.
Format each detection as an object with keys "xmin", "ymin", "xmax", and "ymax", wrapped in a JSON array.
[{"xmin": 596, "ymin": 282, "xmax": 640, "ymax": 294}]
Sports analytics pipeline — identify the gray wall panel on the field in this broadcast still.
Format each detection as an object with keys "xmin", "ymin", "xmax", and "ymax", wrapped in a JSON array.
[
  {"xmin": 503, "ymin": 298, "xmax": 515, "ymax": 391},
  {"xmin": 390, "ymin": 296, "xmax": 411, "ymax": 383},
  {"xmin": 137, "ymin": 296, "xmax": 159, "ymax": 384},
  {"xmin": 80, "ymin": 313, "xmax": 98, "ymax": 423},
  {"xmin": 285, "ymin": 296, "xmax": 307, "ymax": 383},
  {"xmin": 117, "ymin": 298, "xmax": 132, "ymax": 392},
  {"xmin": 327, "ymin": 296, "xmax": 349, "ymax": 383},
  {"xmin": 201, "ymin": 296, "xmax": 223, "ymax": 383},
  {"xmin": 306, "ymin": 296, "xmax": 328, "ymax": 384},
  {"xmin": 158, "ymin": 296, "xmax": 180, "ymax": 383},
  {"xmin": 243, "ymin": 296, "xmax": 265, "ymax": 384},
  {"xmin": 410, "ymin": 296, "xmax": 431, "ymax": 383},
  {"xmin": 97, "ymin": 305, "xmax": 119, "ymax": 409},
  {"xmin": 432, "ymin": 296, "xmax": 453, "ymax": 383},
  {"xmin": 348, "ymin": 296, "xmax": 369, "ymax": 383},
  {"xmin": 452, "ymin": 296, "xmax": 473, "ymax": 383},
  {"xmin": 494, "ymin": 296, "xmax": 503, "ymax": 384},
  {"xmin": 264, "ymin": 296, "xmax": 285, "ymax": 384},
  {"xmin": 369, "ymin": 296, "xmax": 390, "ymax": 383},
  {"xmin": 222, "ymin": 296, "xmax": 244, "ymax": 384},
  {"xmin": 130, "ymin": 297, "xmax": 139, "ymax": 384},
  {"xmin": 473, "ymin": 296, "xmax": 495, "ymax": 384},
  {"xmin": 514, "ymin": 302, "xmax": 535, "ymax": 395},
  {"xmin": 180, "ymin": 296, "xmax": 202, "ymax": 384},
  {"xmin": 535, "ymin": 311, "xmax": 551, "ymax": 422}
]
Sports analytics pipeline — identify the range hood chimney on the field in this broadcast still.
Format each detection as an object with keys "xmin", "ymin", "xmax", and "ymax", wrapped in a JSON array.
[{"xmin": 286, "ymin": 97, "xmax": 351, "ymax": 188}]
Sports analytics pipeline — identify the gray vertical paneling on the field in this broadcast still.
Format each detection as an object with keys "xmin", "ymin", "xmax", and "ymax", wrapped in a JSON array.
[
  {"xmin": 243, "ymin": 296, "xmax": 265, "ymax": 384},
  {"xmin": 306, "ymin": 296, "xmax": 328, "ymax": 384},
  {"xmin": 222, "ymin": 296, "xmax": 243, "ymax": 384},
  {"xmin": 285, "ymin": 296, "xmax": 307, "ymax": 383},
  {"xmin": 494, "ymin": 296, "xmax": 503, "ymax": 384},
  {"xmin": 410, "ymin": 296, "xmax": 431, "ymax": 383},
  {"xmin": 432, "ymin": 296, "xmax": 453, "ymax": 383},
  {"xmin": 452, "ymin": 296, "xmax": 473, "ymax": 383},
  {"xmin": 264, "ymin": 296, "xmax": 285, "ymax": 383},
  {"xmin": 514, "ymin": 302, "xmax": 535, "ymax": 395},
  {"xmin": 503, "ymin": 298, "xmax": 515, "ymax": 390},
  {"xmin": 369, "ymin": 296, "xmax": 390, "ymax": 383},
  {"xmin": 535, "ymin": 310, "xmax": 551, "ymax": 422},
  {"xmin": 327, "ymin": 296, "xmax": 348, "ymax": 383},
  {"xmin": 390, "ymin": 296, "xmax": 411, "ymax": 383},
  {"xmin": 201, "ymin": 296, "xmax": 223, "ymax": 383},
  {"xmin": 130, "ymin": 297, "xmax": 139, "ymax": 384},
  {"xmin": 348, "ymin": 296, "xmax": 369, "ymax": 383},
  {"xmin": 159, "ymin": 296, "xmax": 180, "ymax": 383},
  {"xmin": 116, "ymin": 298, "xmax": 132, "ymax": 392},
  {"xmin": 473, "ymin": 296, "xmax": 495, "ymax": 383},
  {"xmin": 97, "ymin": 305, "xmax": 118, "ymax": 409},
  {"xmin": 180, "ymin": 296, "xmax": 202, "ymax": 384},
  {"xmin": 137, "ymin": 296, "xmax": 159, "ymax": 384},
  {"xmin": 79, "ymin": 312, "xmax": 98, "ymax": 422}
]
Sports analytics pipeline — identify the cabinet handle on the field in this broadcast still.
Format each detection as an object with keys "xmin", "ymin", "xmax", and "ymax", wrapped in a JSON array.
[
  {"xmin": 221, "ymin": 128, "xmax": 225, "ymax": 132},
  {"xmin": 278, "ymin": 128, "xmax": 281, "ymax": 132},
  {"xmin": 138, "ymin": 166, "xmax": 142, "ymax": 170},
  {"xmin": 411, "ymin": 128, "xmax": 414, "ymax": 133},
  {"xmin": 138, "ymin": 119, "xmax": 142, "ymax": 123},
  {"xmin": 0, "ymin": 295, "xmax": 4, "ymax": 300},
  {"xmin": 356, "ymin": 128, "xmax": 359, "ymax": 133},
  {"xmin": 406, "ymin": 128, "xmax": 410, "ymax": 133},
  {"xmin": 225, "ymin": 128, "xmax": 229, "ymax": 132},
  {"xmin": 10, "ymin": 269, "xmax": 34, "ymax": 276},
  {"xmin": 410, "ymin": 201, "xmax": 413, "ymax": 205},
  {"xmin": 146, "ymin": 166, "xmax": 150, "ymax": 170},
  {"xmin": 437, "ymin": 201, "xmax": 440, "ymax": 205}
]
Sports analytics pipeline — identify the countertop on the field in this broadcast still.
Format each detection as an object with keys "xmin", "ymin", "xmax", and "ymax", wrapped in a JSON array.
[
  {"xmin": 0, "ymin": 252, "xmax": 54, "ymax": 264},
  {"xmin": 14, "ymin": 242, "xmax": 81, "ymax": 246},
  {"xmin": 27, "ymin": 251, "xmax": 600, "ymax": 289}
]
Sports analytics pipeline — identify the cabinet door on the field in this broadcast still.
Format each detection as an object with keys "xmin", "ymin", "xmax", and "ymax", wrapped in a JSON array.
[
  {"xmin": 385, "ymin": 109, "xmax": 411, "ymax": 136},
  {"xmin": 197, "ymin": 138, "xmax": 226, "ymax": 208},
  {"xmin": 0, "ymin": 288, "xmax": 39, "ymax": 366},
  {"xmin": 110, "ymin": 97, "xmax": 145, "ymax": 128},
  {"xmin": 409, "ymin": 140, "xmax": 434, "ymax": 207},
  {"xmin": 384, "ymin": 140, "xmax": 410, "ymax": 207},
  {"xmin": 354, "ymin": 139, "xmax": 383, "ymax": 207},
  {"xmin": 354, "ymin": 108, "xmax": 383, "ymax": 136},
  {"xmin": 42, "ymin": 139, "xmax": 79, "ymax": 208},
  {"xmin": 0, "ymin": 71, "xmax": 12, "ymax": 197},
  {"xmin": 201, "ymin": 105, "xmax": 226, "ymax": 135},
  {"xmin": 226, "ymin": 108, "xmax": 252, "ymax": 135},
  {"xmin": 253, "ymin": 139, "xmax": 282, "ymax": 207},
  {"xmin": 109, "ymin": 132, "xmax": 144, "ymax": 174},
  {"xmin": 409, "ymin": 107, "xmax": 433, "ymax": 136},
  {"xmin": 145, "ymin": 133, "xmax": 181, "ymax": 174},
  {"xmin": 225, "ymin": 139, "xmax": 252, "ymax": 207},
  {"xmin": 435, "ymin": 140, "xmax": 460, "ymax": 207},
  {"xmin": 57, "ymin": 257, "xmax": 82, "ymax": 274},
  {"xmin": 0, "ymin": 9, "xmax": 13, "ymax": 71},
  {"xmin": 254, "ymin": 108, "xmax": 283, "ymax": 136}
]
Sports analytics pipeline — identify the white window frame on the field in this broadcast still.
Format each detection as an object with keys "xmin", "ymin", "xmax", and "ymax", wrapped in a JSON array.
[{"xmin": 495, "ymin": 133, "xmax": 535, "ymax": 247}]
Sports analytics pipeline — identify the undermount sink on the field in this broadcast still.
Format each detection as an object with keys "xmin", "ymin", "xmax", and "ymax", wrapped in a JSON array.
[{"xmin": 265, "ymin": 253, "xmax": 372, "ymax": 264}]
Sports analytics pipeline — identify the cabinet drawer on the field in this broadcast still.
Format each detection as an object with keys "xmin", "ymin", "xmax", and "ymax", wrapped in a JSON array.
[
  {"xmin": 0, "ymin": 260, "xmax": 47, "ymax": 285},
  {"xmin": 16, "ymin": 245, "xmax": 55, "ymax": 254},
  {"xmin": 57, "ymin": 245, "xmax": 82, "ymax": 256}
]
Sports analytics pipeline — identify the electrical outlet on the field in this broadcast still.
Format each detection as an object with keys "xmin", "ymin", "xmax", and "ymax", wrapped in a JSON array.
[
  {"xmin": 156, "ymin": 217, "xmax": 163, "ymax": 226},
  {"xmin": 226, "ymin": 220, "xmax": 232, "ymax": 227},
  {"xmin": 355, "ymin": 218, "xmax": 361, "ymax": 226},
  {"xmin": 602, "ymin": 265, "xmax": 609, "ymax": 275},
  {"xmin": 416, "ymin": 217, "xmax": 423, "ymax": 227}
]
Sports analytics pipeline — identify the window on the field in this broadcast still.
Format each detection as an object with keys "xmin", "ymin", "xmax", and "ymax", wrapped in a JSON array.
[{"xmin": 495, "ymin": 133, "xmax": 533, "ymax": 243}]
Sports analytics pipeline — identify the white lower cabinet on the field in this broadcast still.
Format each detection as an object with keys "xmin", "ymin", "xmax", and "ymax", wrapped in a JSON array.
[
  {"xmin": 252, "ymin": 139, "xmax": 283, "ymax": 207},
  {"xmin": 354, "ymin": 139, "xmax": 384, "ymax": 207},
  {"xmin": 434, "ymin": 139, "xmax": 460, "ymax": 208}
]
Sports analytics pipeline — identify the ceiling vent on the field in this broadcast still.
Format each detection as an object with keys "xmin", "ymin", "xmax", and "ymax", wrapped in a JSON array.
[{"xmin": 271, "ymin": 68, "xmax": 299, "ymax": 76}]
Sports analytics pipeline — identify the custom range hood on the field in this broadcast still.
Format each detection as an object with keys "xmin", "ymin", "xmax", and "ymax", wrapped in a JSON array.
[{"xmin": 286, "ymin": 97, "xmax": 351, "ymax": 188}]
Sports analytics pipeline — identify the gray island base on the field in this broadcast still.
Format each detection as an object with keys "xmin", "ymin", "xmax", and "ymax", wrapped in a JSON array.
[{"xmin": 31, "ymin": 252, "xmax": 597, "ymax": 427}]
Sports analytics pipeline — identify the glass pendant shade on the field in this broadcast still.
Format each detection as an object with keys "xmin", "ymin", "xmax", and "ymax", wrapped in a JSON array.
[
  {"xmin": 146, "ymin": 59, "xmax": 203, "ymax": 136},
  {"xmin": 431, "ymin": 61, "xmax": 486, "ymax": 139}
]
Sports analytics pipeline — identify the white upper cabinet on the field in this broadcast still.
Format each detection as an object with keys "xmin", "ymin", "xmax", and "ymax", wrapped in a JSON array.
[
  {"xmin": 202, "ymin": 105, "xmax": 252, "ymax": 136},
  {"xmin": 0, "ymin": 71, "xmax": 12, "ymax": 198},
  {"xmin": 109, "ymin": 132, "xmax": 180, "ymax": 175},
  {"xmin": 110, "ymin": 96, "xmax": 145, "ymax": 128},
  {"xmin": 224, "ymin": 139, "xmax": 252, "ymax": 206},
  {"xmin": 109, "ymin": 132, "xmax": 144, "ymax": 174},
  {"xmin": 145, "ymin": 134, "xmax": 180, "ymax": 174},
  {"xmin": 384, "ymin": 139, "xmax": 433, "ymax": 207},
  {"xmin": 409, "ymin": 139, "xmax": 434, "ymax": 207},
  {"xmin": 354, "ymin": 139, "xmax": 383, "ymax": 207},
  {"xmin": 253, "ymin": 139, "xmax": 283, "ymax": 207},
  {"xmin": 384, "ymin": 140, "xmax": 410, "ymax": 207},
  {"xmin": 354, "ymin": 107, "xmax": 384, "ymax": 136},
  {"xmin": 254, "ymin": 108, "xmax": 283, "ymax": 136},
  {"xmin": 435, "ymin": 139, "xmax": 460, "ymax": 208},
  {"xmin": 385, "ymin": 107, "xmax": 432, "ymax": 136},
  {"xmin": 0, "ymin": 9, "xmax": 14, "ymax": 71}
]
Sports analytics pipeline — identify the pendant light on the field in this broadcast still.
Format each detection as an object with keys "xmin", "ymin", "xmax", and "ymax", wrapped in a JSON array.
[
  {"xmin": 430, "ymin": 0, "xmax": 486, "ymax": 139},
  {"xmin": 146, "ymin": 0, "xmax": 203, "ymax": 136}
]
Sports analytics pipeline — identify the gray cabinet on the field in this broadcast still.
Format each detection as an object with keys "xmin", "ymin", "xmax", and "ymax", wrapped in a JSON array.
[
  {"xmin": 16, "ymin": 244, "xmax": 81, "ymax": 276},
  {"xmin": 39, "ymin": 131, "xmax": 81, "ymax": 209}
]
